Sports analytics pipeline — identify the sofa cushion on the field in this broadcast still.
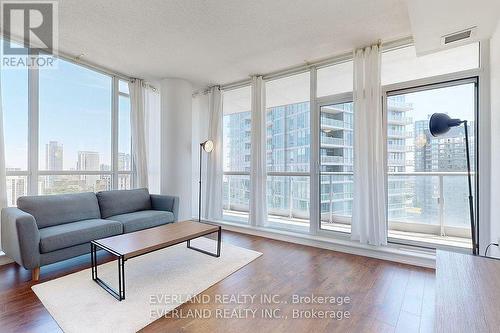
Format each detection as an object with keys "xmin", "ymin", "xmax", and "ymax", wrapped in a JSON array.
[
  {"xmin": 18, "ymin": 192, "xmax": 101, "ymax": 228},
  {"xmin": 96, "ymin": 188, "xmax": 152, "ymax": 218},
  {"xmin": 107, "ymin": 210, "xmax": 174, "ymax": 233},
  {"xmin": 39, "ymin": 219, "xmax": 123, "ymax": 253}
]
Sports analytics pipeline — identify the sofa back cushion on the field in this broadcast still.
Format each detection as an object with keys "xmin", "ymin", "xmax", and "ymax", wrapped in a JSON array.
[
  {"xmin": 96, "ymin": 188, "xmax": 152, "ymax": 218},
  {"xmin": 17, "ymin": 192, "xmax": 101, "ymax": 228}
]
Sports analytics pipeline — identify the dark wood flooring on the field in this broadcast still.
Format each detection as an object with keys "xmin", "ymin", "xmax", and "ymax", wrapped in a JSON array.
[{"xmin": 0, "ymin": 231, "xmax": 435, "ymax": 333}]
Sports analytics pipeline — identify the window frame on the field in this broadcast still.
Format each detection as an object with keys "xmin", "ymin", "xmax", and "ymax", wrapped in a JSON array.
[
  {"xmin": 383, "ymin": 76, "xmax": 479, "ymax": 240},
  {"xmin": 218, "ymin": 40, "xmax": 489, "ymax": 252},
  {"xmin": 264, "ymin": 70, "xmax": 312, "ymax": 233},
  {"xmin": 221, "ymin": 85, "xmax": 252, "ymax": 223},
  {"xmin": 4, "ymin": 48, "xmax": 135, "ymax": 201},
  {"xmin": 316, "ymin": 93, "xmax": 354, "ymax": 234}
]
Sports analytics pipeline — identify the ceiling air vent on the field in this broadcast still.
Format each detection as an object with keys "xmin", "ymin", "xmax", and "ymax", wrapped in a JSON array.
[{"xmin": 441, "ymin": 27, "xmax": 477, "ymax": 45}]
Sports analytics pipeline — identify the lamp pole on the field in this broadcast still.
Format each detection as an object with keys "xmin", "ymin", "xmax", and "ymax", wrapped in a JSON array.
[
  {"xmin": 199, "ymin": 143, "xmax": 203, "ymax": 222},
  {"xmin": 198, "ymin": 140, "xmax": 214, "ymax": 223},
  {"xmin": 463, "ymin": 120, "xmax": 477, "ymax": 255},
  {"xmin": 429, "ymin": 113, "xmax": 477, "ymax": 255}
]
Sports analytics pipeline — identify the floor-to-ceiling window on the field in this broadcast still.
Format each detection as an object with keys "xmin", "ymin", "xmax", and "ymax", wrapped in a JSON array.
[
  {"xmin": 117, "ymin": 80, "xmax": 132, "ymax": 189},
  {"xmin": 222, "ymin": 85, "xmax": 252, "ymax": 223},
  {"xmin": 1, "ymin": 38, "xmax": 134, "ymax": 204},
  {"xmin": 385, "ymin": 81, "xmax": 477, "ymax": 244},
  {"xmin": 265, "ymin": 72, "xmax": 310, "ymax": 230},
  {"xmin": 217, "ymin": 41, "xmax": 482, "ymax": 250},
  {"xmin": 382, "ymin": 43, "xmax": 480, "ymax": 247},
  {"xmin": 38, "ymin": 58, "xmax": 112, "ymax": 194},
  {"xmin": 316, "ymin": 60, "xmax": 354, "ymax": 232},
  {"xmin": 2, "ymin": 40, "xmax": 29, "ymax": 206}
]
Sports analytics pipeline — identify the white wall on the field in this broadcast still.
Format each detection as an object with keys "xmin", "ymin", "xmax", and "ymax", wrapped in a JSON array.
[
  {"xmin": 160, "ymin": 79, "xmax": 193, "ymax": 220},
  {"xmin": 146, "ymin": 80, "xmax": 161, "ymax": 194},
  {"xmin": 490, "ymin": 21, "xmax": 500, "ymax": 254},
  {"xmin": 191, "ymin": 93, "xmax": 210, "ymax": 219}
]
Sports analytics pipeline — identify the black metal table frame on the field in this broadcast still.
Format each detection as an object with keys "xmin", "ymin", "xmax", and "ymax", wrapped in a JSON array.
[{"xmin": 91, "ymin": 225, "xmax": 222, "ymax": 301}]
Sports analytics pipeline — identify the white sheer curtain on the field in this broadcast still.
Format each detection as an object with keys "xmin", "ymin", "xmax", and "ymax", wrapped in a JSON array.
[
  {"xmin": 351, "ymin": 44, "xmax": 387, "ymax": 245},
  {"xmin": 0, "ymin": 79, "xmax": 6, "ymax": 250},
  {"xmin": 129, "ymin": 79, "xmax": 149, "ymax": 188},
  {"xmin": 144, "ymin": 86, "xmax": 161, "ymax": 193},
  {"xmin": 205, "ymin": 86, "xmax": 223, "ymax": 220},
  {"xmin": 250, "ymin": 76, "xmax": 267, "ymax": 225}
]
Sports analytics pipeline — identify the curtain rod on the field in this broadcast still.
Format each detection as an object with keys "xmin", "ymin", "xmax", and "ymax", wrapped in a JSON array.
[
  {"xmin": 209, "ymin": 36, "xmax": 413, "ymax": 92},
  {"xmin": 1, "ymin": 31, "xmax": 135, "ymax": 83}
]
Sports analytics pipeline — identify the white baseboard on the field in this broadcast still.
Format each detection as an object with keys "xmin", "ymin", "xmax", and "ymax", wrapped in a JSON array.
[{"xmin": 214, "ymin": 221, "xmax": 436, "ymax": 269}]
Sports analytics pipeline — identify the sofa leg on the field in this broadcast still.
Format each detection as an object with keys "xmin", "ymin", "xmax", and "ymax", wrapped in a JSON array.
[{"xmin": 32, "ymin": 267, "xmax": 40, "ymax": 281}]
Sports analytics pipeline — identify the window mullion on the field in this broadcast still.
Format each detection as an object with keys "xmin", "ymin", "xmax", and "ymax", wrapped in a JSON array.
[
  {"xmin": 309, "ymin": 66, "xmax": 319, "ymax": 235},
  {"xmin": 27, "ymin": 51, "xmax": 39, "ymax": 195},
  {"xmin": 111, "ymin": 77, "xmax": 119, "ymax": 189}
]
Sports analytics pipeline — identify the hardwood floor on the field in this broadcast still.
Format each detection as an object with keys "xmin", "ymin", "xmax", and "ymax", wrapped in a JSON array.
[{"xmin": 0, "ymin": 231, "xmax": 435, "ymax": 333}]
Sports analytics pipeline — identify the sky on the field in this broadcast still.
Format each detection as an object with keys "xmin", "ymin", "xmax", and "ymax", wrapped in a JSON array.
[
  {"xmin": 403, "ymin": 83, "xmax": 475, "ymax": 124},
  {"xmin": 2, "ymin": 50, "xmax": 131, "ymax": 171}
]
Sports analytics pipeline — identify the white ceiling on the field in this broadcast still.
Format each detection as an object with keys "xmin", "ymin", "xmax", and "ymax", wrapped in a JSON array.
[
  {"xmin": 405, "ymin": 0, "xmax": 500, "ymax": 55},
  {"xmin": 54, "ymin": 0, "xmax": 411, "ymax": 88}
]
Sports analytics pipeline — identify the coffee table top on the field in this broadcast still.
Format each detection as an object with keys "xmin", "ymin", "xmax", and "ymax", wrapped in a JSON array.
[{"xmin": 93, "ymin": 220, "xmax": 219, "ymax": 259}]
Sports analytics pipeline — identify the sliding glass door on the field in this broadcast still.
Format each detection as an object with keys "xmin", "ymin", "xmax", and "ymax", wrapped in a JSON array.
[{"xmin": 386, "ymin": 79, "xmax": 477, "ymax": 241}]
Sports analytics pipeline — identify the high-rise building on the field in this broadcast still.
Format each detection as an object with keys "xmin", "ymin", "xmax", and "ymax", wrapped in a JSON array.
[
  {"xmin": 44, "ymin": 141, "xmax": 63, "ymax": 190},
  {"xmin": 386, "ymin": 96, "xmax": 412, "ymax": 220},
  {"xmin": 266, "ymin": 102, "xmax": 310, "ymax": 219},
  {"xmin": 320, "ymin": 102, "xmax": 353, "ymax": 223},
  {"xmin": 77, "ymin": 151, "xmax": 100, "ymax": 171},
  {"xmin": 77, "ymin": 151, "xmax": 100, "ymax": 191},
  {"xmin": 223, "ymin": 110, "xmax": 251, "ymax": 213},
  {"xmin": 118, "ymin": 153, "xmax": 131, "ymax": 171},
  {"xmin": 6, "ymin": 168, "xmax": 26, "ymax": 206},
  {"xmin": 46, "ymin": 141, "xmax": 63, "ymax": 170},
  {"xmin": 410, "ymin": 118, "xmax": 474, "ymax": 226},
  {"xmin": 223, "ymin": 97, "xmax": 412, "ymax": 225}
]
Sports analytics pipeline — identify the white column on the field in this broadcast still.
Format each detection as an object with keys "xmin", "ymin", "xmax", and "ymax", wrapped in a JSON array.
[{"xmin": 160, "ymin": 78, "xmax": 193, "ymax": 220}]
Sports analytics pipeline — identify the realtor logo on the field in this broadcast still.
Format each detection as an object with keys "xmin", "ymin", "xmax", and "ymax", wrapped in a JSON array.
[{"xmin": 1, "ymin": 0, "xmax": 58, "ymax": 67}]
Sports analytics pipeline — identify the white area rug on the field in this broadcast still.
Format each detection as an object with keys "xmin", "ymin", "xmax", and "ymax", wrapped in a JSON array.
[{"xmin": 32, "ymin": 238, "xmax": 262, "ymax": 333}]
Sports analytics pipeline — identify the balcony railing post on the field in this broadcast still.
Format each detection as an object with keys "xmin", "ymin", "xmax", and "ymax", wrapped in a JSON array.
[
  {"xmin": 288, "ymin": 177, "xmax": 293, "ymax": 218},
  {"xmin": 329, "ymin": 174, "xmax": 333, "ymax": 223},
  {"xmin": 439, "ymin": 174, "xmax": 445, "ymax": 236},
  {"xmin": 227, "ymin": 176, "xmax": 231, "ymax": 210}
]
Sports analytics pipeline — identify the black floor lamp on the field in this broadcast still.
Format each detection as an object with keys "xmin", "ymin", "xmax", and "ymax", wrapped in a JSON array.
[
  {"xmin": 199, "ymin": 140, "xmax": 214, "ymax": 222},
  {"xmin": 429, "ymin": 113, "xmax": 477, "ymax": 255}
]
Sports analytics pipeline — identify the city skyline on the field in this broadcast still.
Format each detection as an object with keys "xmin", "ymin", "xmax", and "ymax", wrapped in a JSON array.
[
  {"xmin": 222, "ymin": 82, "xmax": 476, "ymax": 230},
  {"xmin": 6, "ymin": 140, "xmax": 132, "ymax": 205},
  {"xmin": 43, "ymin": 139, "xmax": 131, "ymax": 171},
  {"xmin": 2, "ymin": 51, "xmax": 131, "ymax": 171}
]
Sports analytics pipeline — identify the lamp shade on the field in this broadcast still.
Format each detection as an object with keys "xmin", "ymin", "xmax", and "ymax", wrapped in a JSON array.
[
  {"xmin": 429, "ymin": 113, "xmax": 463, "ymax": 137},
  {"xmin": 201, "ymin": 140, "xmax": 214, "ymax": 153}
]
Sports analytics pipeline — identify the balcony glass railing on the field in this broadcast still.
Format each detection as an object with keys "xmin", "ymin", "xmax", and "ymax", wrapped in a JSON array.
[
  {"xmin": 387, "ymin": 172, "xmax": 474, "ymax": 235},
  {"xmin": 222, "ymin": 174, "xmax": 250, "ymax": 223},
  {"xmin": 321, "ymin": 155, "xmax": 344, "ymax": 164},
  {"xmin": 223, "ymin": 171, "xmax": 472, "ymax": 239},
  {"xmin": 266, "ymin": 175, "xmax": 310, "ymax": 222},
  {"xmin": 387, "ymin": 144, "xmax": 406, "ymax": 152},
  {"xmin": 320, "ymin": 136, "xmax": 344, "ymax": 146},
  {"xmin": 320, "ymin": 117, "xmax": 353, "ymax": 129},
  {"xmin": 387, "ymin": 115, "xmax": 410, "ymax": 124},
  {"xmin": 387, "ymin": 129, "xmax": 406, "ymax": 137}
]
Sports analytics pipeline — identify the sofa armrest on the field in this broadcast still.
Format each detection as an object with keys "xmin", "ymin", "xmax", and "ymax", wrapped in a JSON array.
[
  {"xmin": 1, "ymin": 207, "xmax": 40, "ymax": 270},
  {"xmin": 150, "ymin": 194, "xmax": 179, "ymax": 221}
]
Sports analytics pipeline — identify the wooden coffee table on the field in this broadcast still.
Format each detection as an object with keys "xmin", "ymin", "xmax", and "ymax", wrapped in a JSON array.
[{"xmin": 90, "ymin": 221, "xmax": 221, "ymax": 301}]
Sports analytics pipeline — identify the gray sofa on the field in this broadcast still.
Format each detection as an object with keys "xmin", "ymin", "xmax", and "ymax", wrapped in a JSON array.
[{"xmin": 1, "ymin": 188, "xmax": 179, "ymax": 281}]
